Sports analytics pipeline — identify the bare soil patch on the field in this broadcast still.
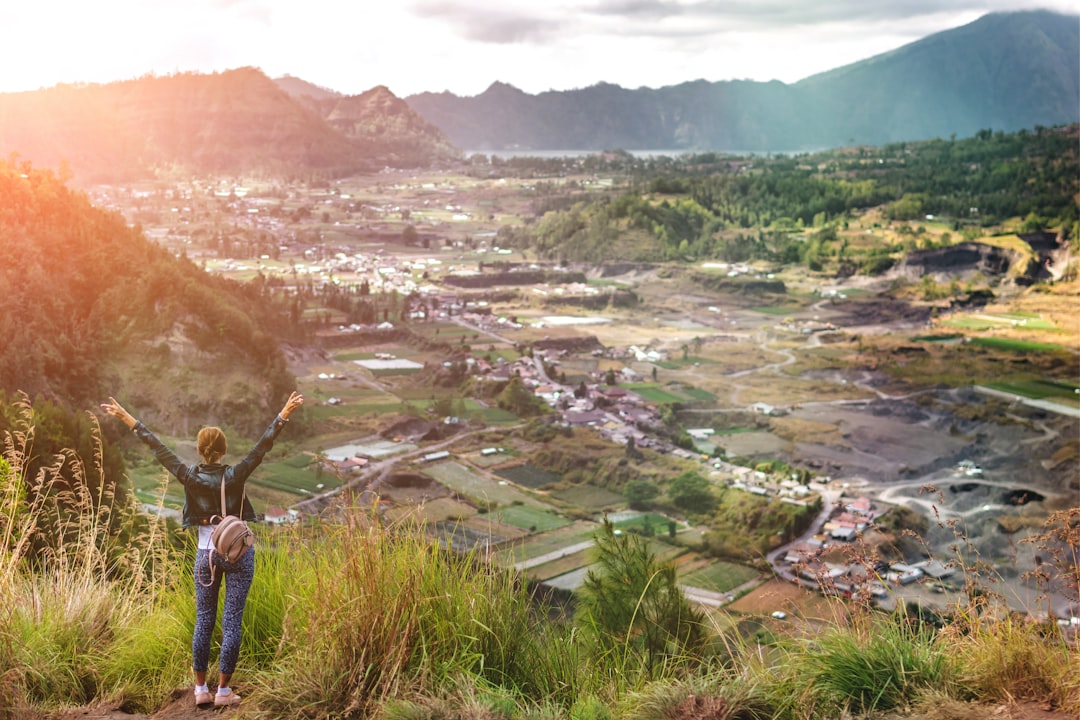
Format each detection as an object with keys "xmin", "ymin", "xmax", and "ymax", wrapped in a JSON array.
[{"xmin": 727, "ymin": 578, "xmax": 843, "ymax": 622}]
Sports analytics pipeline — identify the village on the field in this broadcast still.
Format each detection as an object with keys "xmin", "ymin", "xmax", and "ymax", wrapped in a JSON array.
[{"xmin": 109, "ymin": 170, "xmax": 1077, "ymax": 627}]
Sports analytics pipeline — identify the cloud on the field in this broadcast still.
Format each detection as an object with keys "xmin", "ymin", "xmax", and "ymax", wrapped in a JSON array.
[
  {"xmin": 411, "ymin": 1, "xmax": 565, "ymax": 43},
  {"xmin": 588, "ymin": 0, "xmax": 1071, "ymax": 27}
]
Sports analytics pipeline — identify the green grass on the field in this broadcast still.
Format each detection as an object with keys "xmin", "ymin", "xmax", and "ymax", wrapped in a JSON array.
[
  {"xmin": 750, "ymin": 306, "xmax": 800, "ymax": 315},
  {"xmin": 625, "ymin": 382, "xmax": 714, "ymax": 404},
  {"xmin": 943, "ymin": 313, "xmax": 1059, "ymax": 332},
  {"xmin": 715, "ymin": 427, "xmax": 758, "ymax": 435}
]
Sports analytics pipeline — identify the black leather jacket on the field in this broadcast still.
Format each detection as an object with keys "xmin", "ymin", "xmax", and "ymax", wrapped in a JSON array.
[{"xmin": 133, "ymin": 414, "xmax": 289, "ymax": 529}]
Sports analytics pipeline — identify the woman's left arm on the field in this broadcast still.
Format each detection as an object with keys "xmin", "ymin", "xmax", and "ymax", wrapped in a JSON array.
[{"xmin": 229, "ymin": 392, "xmax": 304, "ymax": 484}]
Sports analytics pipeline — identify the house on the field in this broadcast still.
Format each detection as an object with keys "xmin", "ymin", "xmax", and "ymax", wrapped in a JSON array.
[
  {"xmin": 917, "ymin": 559, "xmax": 955, "ymax": 580},
  {"xmin": 565, "ymin": 409, "xmax": 607, "ymax": 427},
  {"xmin": 264, "ymin": 507, "xmax": 300, "ymax": 525},
  {"xmin": 830, "ymin": 526, "xmax": 858, "ymax": 541}
]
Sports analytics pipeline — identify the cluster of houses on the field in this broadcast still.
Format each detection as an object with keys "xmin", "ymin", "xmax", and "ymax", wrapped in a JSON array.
[{"xmin": 778, "ymin": 493, "xmax": 956, "ymax": 602}]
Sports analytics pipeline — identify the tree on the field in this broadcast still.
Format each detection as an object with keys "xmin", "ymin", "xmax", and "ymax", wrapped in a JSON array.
[
  {"xmin": 604, "ymin": 368, "xmax": 617, "ymax": 386},
  {"xmin": 401, "ymin": 224, "xmax": 418, "ymax": 245},
  {"xmin": 496, "ymin": 377, "xmax": 546, "ymax": 417},
  {"xmin": 668, "ymin": 471, "xmax": 716, "ymax": 513},
  {"xmin": 578, "ymin": 521, "xmax": 705, "ymax": 677},
  {"xmin": 623, "ymin": 478, "xmax": 658, "ymax": 509}
]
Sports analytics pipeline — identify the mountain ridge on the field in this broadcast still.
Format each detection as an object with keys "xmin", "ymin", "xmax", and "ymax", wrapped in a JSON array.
[
  {"xmin": 405, "ymin": 10, "xmax": 1079, "ymax": 152},
  {"xmin": 0, "ymin": 68, "xmax": 459, "ymax": 183}
]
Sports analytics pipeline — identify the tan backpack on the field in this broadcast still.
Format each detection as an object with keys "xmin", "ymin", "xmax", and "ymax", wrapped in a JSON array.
[{"xmin": 200, "ymin": 478, "xmax": 255, "ymax": 587}]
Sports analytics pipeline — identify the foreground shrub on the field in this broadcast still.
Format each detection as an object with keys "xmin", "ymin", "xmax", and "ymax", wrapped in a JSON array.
[
  {"xmin": 806, "ymin": 613, "xmax": 950, "ymax": 714},
  {"xmin": 255, "ymin": 513, "xmax": 580, "ymax": 718}
]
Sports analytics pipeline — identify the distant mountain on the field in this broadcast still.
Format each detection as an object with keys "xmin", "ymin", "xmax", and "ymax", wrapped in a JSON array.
[
  {"xmin": 278, "ymin": 82, "xmax": 460, "ymax": 167},
  {"xmin": 405, "ymin": 10, "xmax": 1079, "ymax": 152},
  {"xmin": 0, "ymin": 68, "xmax": 459, "ymax": 183},
  {"xmin": 274, "ymin": 74, "xmax": 343, "ymax": 102}
]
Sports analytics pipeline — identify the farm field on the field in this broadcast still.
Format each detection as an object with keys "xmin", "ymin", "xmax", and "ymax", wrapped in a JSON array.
[
  {"xmin": 680, "ymin": 560, "xmax": 762, "ymax": 593},
  {"xmin": 492, "ymin": 521, "xmax": 600, "ymax": 566},
  {"xmin": 494, "ymin": 463, "xmax": 561, "ymax": 489},
  {"xmin": 424, "ymin": 460, "xmax": 547, "ymax": 508},
  {"xmin": 549, "ymin": 484, "xmax": 625, "ymax": 511},
  {"xmin": 486, "ymin": 504, "xmax": 571, "ymax": 532}
]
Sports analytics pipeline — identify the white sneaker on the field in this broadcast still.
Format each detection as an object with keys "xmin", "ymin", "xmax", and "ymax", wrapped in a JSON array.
[{"xmin": 214, "ymin": 690, "xmax": 242, "ymax": 707}]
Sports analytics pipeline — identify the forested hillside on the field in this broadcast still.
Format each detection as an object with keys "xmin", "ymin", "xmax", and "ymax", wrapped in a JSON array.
[
  {"xmin": 0, "ymin": 160, "xmax": 296, "ymax": 487},
  {"xmin": 495, "ymin": 126, "xmax": 1079, "ymax": 268}
]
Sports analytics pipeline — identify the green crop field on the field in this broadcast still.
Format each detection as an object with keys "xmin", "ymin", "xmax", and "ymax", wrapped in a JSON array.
[
  {"xmin": 492, "ymin": 521, "xmax": 600, "ymax": 565},
  {"xmin": 612, "ymin": 513, "xmax": 677, "ymax": 535},
  {"xmin": 682, "ymin": 387, "xmax": 717, "ymax": 402},
  {"xmin": 525, "ymin": 549, "xmax": 592, "ymax": 581},
  {"xmin": 680, "ymin": 561, "xmax": 761, "ymax": 592},
  {"xmin": 424, "ymin": 461, "xmax": 543, "ymax": 508},
  {"xmin": 911, "ymin": 333, "xmax": 964, "ymax": 343},
  {"xmin": 495, "ymin": 464, "xmax": 561, "ymax": 489},
  {"xmin": 942, "ymin": 317, "xmax": 996, "ymax": 330},
  {"xmin": 487, "ymin": 504, "xmax": 570, "ymax": 532},
  {"xmin": 626, "ymin": 384, "xmax": 686, "ymax": 404},
  {"xmin": 986, "ymin": 379, "xmax": 1080, "ymax": 402},
  {"xmin": 971, "ymin": 337, "xmax": 1066, "ymax": 353},
  {"xmin": 255, "ymin": 456, "xmax": 335, "ymax": 496},
  {"xmin": 550, "ymin": 484, "xmax": 624, "ymax": 511},
  {"xmin": 473, "ymin": 408, "xmax": 522, "ymax": 425}
]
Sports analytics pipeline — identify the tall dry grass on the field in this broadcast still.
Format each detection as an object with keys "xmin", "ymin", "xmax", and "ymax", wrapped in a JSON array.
[{"xmin": 0, "ymin": 398, "xmax": 175, "ymax": 715}]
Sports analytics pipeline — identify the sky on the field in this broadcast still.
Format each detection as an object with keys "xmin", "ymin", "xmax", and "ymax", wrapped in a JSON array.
[{"xmin": 1, "ymin": 1, "xmax": 1074, "ymax": 98}]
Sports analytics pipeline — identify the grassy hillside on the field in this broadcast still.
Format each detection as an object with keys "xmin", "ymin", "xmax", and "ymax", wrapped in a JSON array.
[{"xmin": 0, "ymin": 424, "xmax": 1075, "ymax": 719}]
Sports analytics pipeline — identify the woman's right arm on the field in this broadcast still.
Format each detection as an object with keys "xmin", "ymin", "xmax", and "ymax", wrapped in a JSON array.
[{"xmin": 100, "ymin": 396, "xmax": 193, "ymax": 483}]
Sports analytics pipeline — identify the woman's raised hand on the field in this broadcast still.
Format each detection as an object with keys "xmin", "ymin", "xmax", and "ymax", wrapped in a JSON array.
[
  {"xmin": 100, "ymin": 396, "xmax": 137, "ymax": 429},
  {"xmin": 279, "ymin": 391, "xmax": 304, "ymax": 420}
]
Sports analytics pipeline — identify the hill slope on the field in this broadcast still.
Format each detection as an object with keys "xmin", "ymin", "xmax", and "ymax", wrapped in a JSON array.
[
  {"xmin": 405, "ymin": 10, "xmax": 1079, "ymax": 152},
  {"xmin": 0, "ymin": 160, "xmax": 295, "ymax": 436},
  {"xmin": 795, "ymin": 10, "xmax": 1080, "ymax": 147},
  {"xmin": 0, "ymin": 68, "xmax": 459, "ymax": 183}
]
